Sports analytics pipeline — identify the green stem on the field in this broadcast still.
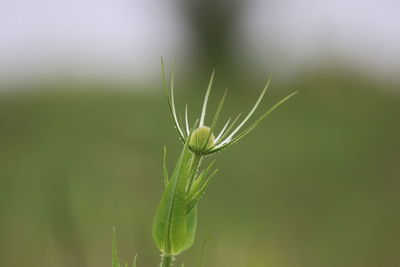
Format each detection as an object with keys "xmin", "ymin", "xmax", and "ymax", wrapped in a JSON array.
[
  {"xmin": 160, "ymin": 254, "xmax": 174, "ymax": 267},
  {"xmin": 186, "ymin": 152, "xmax": 202, "ymax": 193}
]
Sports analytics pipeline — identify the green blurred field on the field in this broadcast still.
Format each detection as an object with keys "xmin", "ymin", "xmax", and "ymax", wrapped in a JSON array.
[{"xmin": 0, "ymin": 74, "xmax": 399, "ymax": 267}]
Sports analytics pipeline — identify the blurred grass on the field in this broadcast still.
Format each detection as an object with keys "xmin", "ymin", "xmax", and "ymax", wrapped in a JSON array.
[{"xmin": 0, "ymin": 73, "xmax": 399, "ymax": 267}]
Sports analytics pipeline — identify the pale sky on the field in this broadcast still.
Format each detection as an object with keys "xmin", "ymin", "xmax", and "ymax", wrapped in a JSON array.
[
  {"xmin": 237, "ymin": 0, "xmax": 400, "ymax": 78},
  {"xmin": 1, "ymin": 0, "xmax": 399, "ymax": 86}
]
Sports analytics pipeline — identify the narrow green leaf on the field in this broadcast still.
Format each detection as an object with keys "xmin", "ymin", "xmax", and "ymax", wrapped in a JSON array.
[
  {"xmin": 132, "ymin": 254, "xmax": 137, "ymax": 267},
  {"xmin": 199, "ymin": 70, "xmax": 215, "ymax": 127},
  {"xmin": 184, "ymin": 103, "xmax": 190, "ymax": 136},
  {"xmin": 161, "ymin": 57, "xmax": 169, "ymax": 97},
  {"xmin": 186, "ymin": 160, "xmax": 216, "ymax": 200},
  {"xmin": 246, "ymin": 90, "xmax": 298, "ymax": 129},
  {"xmin": 178, "ymin": 110, "xmax": 185, "ymax": 137},
  {"xmin": 224, "ymin": 76, "xmax": 271, "ymax": 142},
  {"xmin": 161, "ymin": 57, "xmax": 185, "ymax": 142},
  {"xmin": 163, "ymin": 146, "xmax": 169, "ymax": 185},
  {"xmin": 201, "ymin": 89, "xmax": 227, "ymax": 151},
  {"xmin": 196, "ymin": 237, "xmax": 210, "ymax": 267},
  {"xmin": 215, "ymin": 91, "xmax": 297, "ymax": 152},
  {"xmin": 112, "ymin": 226, "xmax": 120, "ymax": 267},
  {"xmin": 170, "ymin": 57, "xmax": 175, "ymax": 98},
  {"xmin": 186, "ymin": 169, "xmax": 218, "ymax": 214},
  {"xmin": 184, "ymin": 152, "xmax": 203, "ymax": 198},
  {"xmin": 211, "ymin": 91, "xmax": 297, "ymax": 153},
  {"xmin": 215, "ymin": 117, "xmax": 231, "ymax": 142},
  {"xmin": 214, "ymin": 113, "xmax": 242, "ymax": 146}
]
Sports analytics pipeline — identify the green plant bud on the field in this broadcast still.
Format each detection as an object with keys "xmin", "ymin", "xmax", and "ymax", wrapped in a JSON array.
[{"xmin": 189, "ymin": 126, "xmax": 215, "ymax": 152}]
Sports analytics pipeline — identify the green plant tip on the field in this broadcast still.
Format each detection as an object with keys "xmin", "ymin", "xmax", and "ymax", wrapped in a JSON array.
[
  {"xmin": 189, "ymin": 126, "xmax": 215, "ymax": 152},
  {"xmin": 151, "ymin": 58, "xmax": 297, "ymax": 267}
]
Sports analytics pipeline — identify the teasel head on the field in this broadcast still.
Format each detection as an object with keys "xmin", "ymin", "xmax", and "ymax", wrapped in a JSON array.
[{"xmin": 161, "ymin": 57, "xmax": 297, "ymax": 156}]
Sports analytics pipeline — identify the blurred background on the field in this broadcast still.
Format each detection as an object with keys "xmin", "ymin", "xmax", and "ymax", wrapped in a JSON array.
[{"xmin": 1, "ymin": 0, "xmax": 399, "ymax": 266}]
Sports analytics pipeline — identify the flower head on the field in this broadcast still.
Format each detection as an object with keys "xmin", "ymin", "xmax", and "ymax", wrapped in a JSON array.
[
  {"xmin": 161, "ymin": 58, "xmax": 297, "ymax": 155},
  {"xmin": 189, "ymin": 126, "xmax": 215, "ymax": 152}
]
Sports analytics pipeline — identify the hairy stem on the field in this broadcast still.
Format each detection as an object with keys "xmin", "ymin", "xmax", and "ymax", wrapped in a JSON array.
[
  {"xmin": 160, "ymin": 254, "xmax": 174, "ymax": 267},
  {"xmin": 186, "ymin": 152, "xmax": 202, "ymax": 194}
]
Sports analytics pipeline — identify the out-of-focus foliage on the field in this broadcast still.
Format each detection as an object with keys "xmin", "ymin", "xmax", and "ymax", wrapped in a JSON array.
[
  {"xmin": 0, "ymin": 72, "xmax": 399, "ymax": 267},
  {"xmin": 113, "ymin": 227, "xmax": 137, "ymax": 267}
]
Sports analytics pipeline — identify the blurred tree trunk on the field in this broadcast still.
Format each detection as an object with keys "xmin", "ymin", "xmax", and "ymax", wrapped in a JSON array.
[{"xmin": 179, "ymin": 0, "xmax": 245, "ymax": 75}]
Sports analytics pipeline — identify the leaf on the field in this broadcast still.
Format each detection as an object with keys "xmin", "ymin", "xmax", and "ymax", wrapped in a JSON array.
[
  {"xmin": 179, "ymin": 207, "xmax": 198, "ymax": 253},
  {"xmin": 223, "ymin": 76, "xmax": 272, "ymax": 142},
  {"xmin": 163, "ymin": 146, "xmax": 169, "ymax": 185},
  {"xmin": 186, "ymin": 169, "xmax": 218, "ymax": 214},
  {"xmin": 214, "ymin": 117, "xmax": 231, "ymax": 142},
  {"xmin": 230, "ymin": 91, "xmax": 298, "ymax": 146},
  {"xmin": 201, "ymin": 89, "xmax": 227, "ymax": 151},
  {"xmin": 112, "ymin": 226, "xmax": 120, "ymax": 267},
  {"xmin": 211, "ymin": 91, "xmax": 297, "ymax": 153},
  {"xmin": 213, "ymin": 113, "xmax": 242, "ymax": 147},
  {"xmin": 186, "ymin": 160, "xmax": 216, "ymax": 200},
  {"xmin": 184, "ymin": 103, "xmax": 190, "ymax": 136},
  {"xmin": 196, "ymin": 237, "xmax": 210, "ymax": 267},
  {"xmin": 161, "ymin": 57, "xmax": 186, "ymax": 142},
  {"xmin": 199, "ymin": 70, "xmax": 215, "ymax": 127},
  {"xmin": 132, "ymin": 254, "xmax": 137, "ymax": 267},
  {"xmin": 152, "ymin": 139, "xmax": 194, "ymax": 254}
]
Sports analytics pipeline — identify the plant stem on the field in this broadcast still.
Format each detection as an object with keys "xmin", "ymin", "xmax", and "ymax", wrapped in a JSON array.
[
  {"xmin": 160, "ymin": 254, "xmax": 174, "ymax": 267},
  {"xmin": 186, "ymin": 152, "xmax": 202, "ymax": 193}
]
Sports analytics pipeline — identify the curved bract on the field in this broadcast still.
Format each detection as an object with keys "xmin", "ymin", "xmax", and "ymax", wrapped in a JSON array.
[{"xmin": 161, "ymin": 57, "xmax": 297, "ymax": 156}]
